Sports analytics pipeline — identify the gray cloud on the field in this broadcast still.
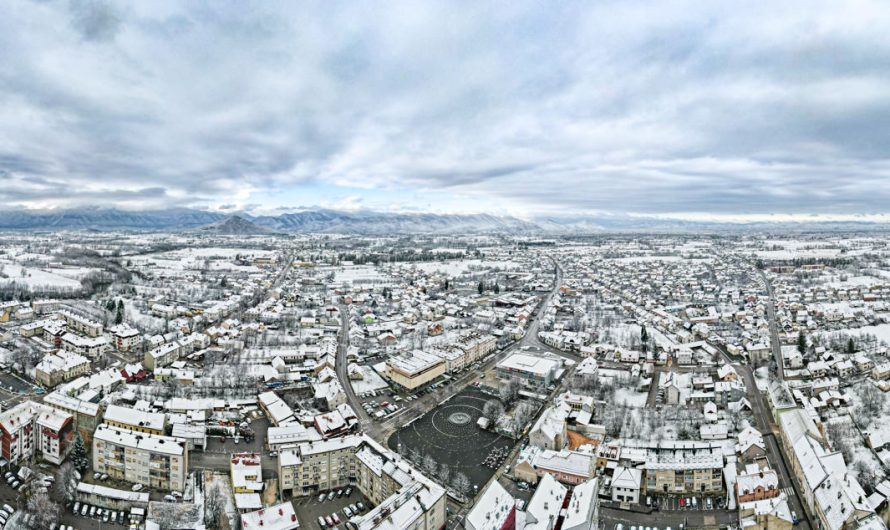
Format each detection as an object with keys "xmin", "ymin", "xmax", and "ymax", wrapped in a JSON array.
[{"xmin": 1, "ymin": 1, "xmax": 890, "ymax": 215}]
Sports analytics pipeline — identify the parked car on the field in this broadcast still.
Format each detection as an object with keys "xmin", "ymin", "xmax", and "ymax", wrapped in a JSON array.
[
  {"xmin": 332, "ymin": 513, "xmax": 341, "ymax": 524},
  {"xmin": 327, "ymin": 491, "xmax": 335, "ymax": 501},
  {"xmin": 318, "ymin": 493, "xmax": 326, "ymax": 502},
  {"xmin": 318, "ymin": 516, "xmax": 327, "ymax": 528},
  {"xmin": 344, "ymin": 506, "xmax": 353, "ymax": 518},
  {"xmin": 80, "ymin": 504, "xmax": 89, "ymax": 516},
  {"xmin": 325, "ymin": 516, "xmax": 334, "ymax": 527}
]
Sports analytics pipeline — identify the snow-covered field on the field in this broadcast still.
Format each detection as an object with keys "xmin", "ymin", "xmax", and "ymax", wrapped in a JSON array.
[
  {"xmin": 0, "ymin": 263, "xmax": 83, "ymax": 289},
  {"xmin": 614, "ymin": 387, "xmax": 648, "ymax": 407},
  {"xmin": 410, "ymin": 259, "xmax": 521, "ymax": 275}
]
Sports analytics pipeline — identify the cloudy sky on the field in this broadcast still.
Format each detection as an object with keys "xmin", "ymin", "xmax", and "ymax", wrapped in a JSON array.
[{"xmin": 2, "ymin": 0, "xmax": 890, "ymax": 220}]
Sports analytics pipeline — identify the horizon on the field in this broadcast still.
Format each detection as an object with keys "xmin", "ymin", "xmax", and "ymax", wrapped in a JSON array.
[{"xmin": 3, "ymin": 1, "xmax": 890, "ymax": 219}]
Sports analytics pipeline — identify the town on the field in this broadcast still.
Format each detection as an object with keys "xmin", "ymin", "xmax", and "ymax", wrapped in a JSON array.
[{"xmin": 0, "ymin": 232, "xmax": 886, "ymax": 530}]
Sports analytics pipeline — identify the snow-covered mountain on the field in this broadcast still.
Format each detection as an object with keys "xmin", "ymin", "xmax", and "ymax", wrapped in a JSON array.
[
  {"xmin": 0, "ymin": 207, "xmax": 539, "ymax": 234},
  {"xmin": 199, "ymin": 215, "xmax": 274, "ymax": 235}
]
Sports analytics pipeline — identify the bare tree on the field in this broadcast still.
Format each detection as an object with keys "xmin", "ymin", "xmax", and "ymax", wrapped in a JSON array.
[
  {"xmin": 26, "ymin": 492, "xmax": 61, "ymax": 529},
  {"xmin": 422, "ymin": 454, "xmax": 438, "ymax": 477},
  {"xmin": 452, "ymin": 472, "xmax": 472, "ymax": 496},
  {"xmin": 437, "ymin": 463, "xmax": 451, "ymax": 485},
  {"xmin": 205, "ymin": 482, "xmax": 228, "ymax": 529},
  {"xmin": 483, "ymin": 399, "xmax": 505, "ymax": 423},
  {"xmin": 58, "ymin": 462, "xmax": 80, "ymax": 504}
]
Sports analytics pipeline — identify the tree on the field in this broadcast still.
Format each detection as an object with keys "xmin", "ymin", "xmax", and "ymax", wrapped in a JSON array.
[
  {"xmin": 477, "ymin": 281, "xmax": 484, "ymax": 295},
  {"xmin": 444, "ymin": 278, "xmax": 449, "ymax": 290},
  {"xmin": 452, "ymin": 472, "xmax": 472, "ymax": 496},
  {"xmin": 512, "ymin": 401, "xmax": 536, "ymax": 434},
  {"xmin": 847, "ymin": 337, "xmax": 856, "ymax": 354},
  {"xmin": 499, "ymin": 378, "xmax": 521, "ymax": 404},
  {"xmin": 27, "ymin": 492, "xmax": 61, "ymax": 529},
  {"xmin": 483, "ymin": 399, "xmax": 505, "ymax": 423},
  {"xmin": 494, "ymin": 283, "xmax": 500, "ymax": 294},
  {"xmin": 115, "ymin": 301, "xmax": 125, "ymax": 325},
  {"xmin": 422, "ymin": 454, "xmax": 438, "ymax": 476},
  {"xmin": 58, "ymin": 462, "xmax": 80, "ymax": 504},
  {"xmin": 70, "ymin": 433, "xmax": 88, "ymax": 472},
  {"xmin": 205, "ymin": 482, "xmax": 228, "ymax": 529},
  {"xmin": 437, "ymin": 463, "xmax": 451, "ymax": 485},
  {"xmin": 797, "ymin": 331, "xmax": 807, "ymax": 354}
]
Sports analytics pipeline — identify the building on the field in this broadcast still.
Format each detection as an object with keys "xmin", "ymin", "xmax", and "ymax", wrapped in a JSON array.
[
  {"xmin": 562, "ymin": 477, "xmax": 600, "ymax": 530},
  {"xmin": 279, "ymin": 434, "xmax": 447, "ymax": 530},
  {"xmin": 76, "ymin": 482, "xmax": 150, "ymax": 512},
  {"xmin": 738, "ymin": 495, "xmax": 794, "ymax": 530},
  {"xmin": 34, "ymin": 350, "xmax": 91, "ymax": 387},
  {"xmin": 43, "ymin": 390, "xmax": 102, "ymax": 442},
  {"xmin": 496, "ymin": 353, "xmax": 561, "ymax": 389},
  {"xmin": 92, "ymin": 424, "xmax": 188, "ymax": 491},
  {"xmin": 278, "ymin": 435, "xmax": 363, "ymax": 498},
  {"xmin": 0, "ymin": 401, "xmax": 74, "ymax": 465},
  {"xmin": 58, "ymin": 310, "xmax": 103, "ymax": 337},
  {"xmin": 611, "ymin": 466, "xmax": 642, "ymax": 504},
  {"xmin": 530, "ymin": 449, "xmax": 595, "ymax": 485},
  {"xmin": 384, "ymin": 351, "xmax": 447, "ymax": 390},
  {"xmin": 109, "ymin": 324, "xmax": 141, "ymax": 352},
  {"xmin": 232, "ymin": 452, "xmax": 264, "ymax": 493},
  {"xmin": 104, "ymin": 404, "xmax": 167, "ymax": 435},
  {"xmin": 466, "ymin": 480, "xmax": 517, "ymax": 530},
  {"xmin": 240, "ymin": 502, "xmax": 300, "ymax": 530},
  {"xmin": 351, "ymin": 480, "xmax": 446, "ymax": 530},
  {"xmin": 736, "ymin": 464, "xmax": 780, "ymax": 503},
  {"xmin": 61, "ymin": 333, "xmax": 109, "ymax": 358},
  {"xmin": 642, "ymin": 443, "xmax": 724, "ymax": 495}
]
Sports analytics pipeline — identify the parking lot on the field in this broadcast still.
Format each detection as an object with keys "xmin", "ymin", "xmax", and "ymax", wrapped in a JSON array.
[
  {"xmin": 649, "ymin": 493, "xmax": 725, "ymax": 512},
  {"xmin": 292, "ymin": 487, "xmax": 368, "ymax": 529},
  {"xmin": 0, "ymin": 370, "xmax": 40, "ymax": 395}
]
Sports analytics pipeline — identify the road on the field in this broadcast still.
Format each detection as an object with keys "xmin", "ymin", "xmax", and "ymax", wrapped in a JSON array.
[
  {"xmin": 334, "ymin": 254, "xmax": 567, "ymax": 446},
  {"xmin": 718, "ymin": 349, "xmax": 812, "ymax": 530},
  {"xmin": 756, "ymin": 268, "xmax": 785, "ymax": 380}
]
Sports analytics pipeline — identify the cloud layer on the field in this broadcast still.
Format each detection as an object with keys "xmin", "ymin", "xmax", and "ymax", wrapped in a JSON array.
[{"xmin": 2, "ymin": 0, "xmax": 890, "ymax": 216}]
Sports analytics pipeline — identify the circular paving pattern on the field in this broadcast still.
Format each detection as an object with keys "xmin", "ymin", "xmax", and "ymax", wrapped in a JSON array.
[
  {"xmin": 388, "ymin": 388, "xmax": 517, "ymax": 493},
  {"xmin": 448, "ymin": 412, "xmax": 472, "ymax": 425}
]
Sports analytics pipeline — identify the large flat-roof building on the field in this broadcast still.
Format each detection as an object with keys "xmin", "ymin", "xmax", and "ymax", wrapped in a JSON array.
[
  {"xmin": 496, "ymin": 352, "xmax": 562, "ymax": 389},
  {"xmin": 384, "ymin": 350, "xmax": 447, "ymax": 390},
  {"xmin": 93, "ymin": 424, "xmax": 188, "ymax": 492}
]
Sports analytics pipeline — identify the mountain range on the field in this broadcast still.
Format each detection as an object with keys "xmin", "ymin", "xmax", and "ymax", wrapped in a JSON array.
[{"xmin": 0, "ymin": 207, "xmax": 887, "ymax": 234}]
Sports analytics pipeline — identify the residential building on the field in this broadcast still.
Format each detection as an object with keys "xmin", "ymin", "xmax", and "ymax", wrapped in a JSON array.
[{"xmin": 92, "ymin": 424, "xmax": 188, "ymax": 491}]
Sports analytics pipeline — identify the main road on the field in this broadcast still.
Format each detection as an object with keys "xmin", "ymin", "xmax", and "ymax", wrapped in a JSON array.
[
  {"xmin": 335, "ymin": 254, "xmax": 566, "ymax": 444},
  {"xmin": 756, "ymin": 267, "xmax": 785, "ymax": 380}
]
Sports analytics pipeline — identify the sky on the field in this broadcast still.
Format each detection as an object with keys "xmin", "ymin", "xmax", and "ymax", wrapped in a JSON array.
[{"xmin": 2, "ymin": 0, "xmax": 890, "ymax": 221}]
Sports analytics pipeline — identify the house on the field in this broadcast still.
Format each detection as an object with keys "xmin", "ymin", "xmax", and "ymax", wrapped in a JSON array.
[
  {"xmin": 736, "ymin": 464, "xmax": 780, "ymax": 503},
  {"xmin": 611, "ymin": 466, "xmax": 642, "ymax": 504}
]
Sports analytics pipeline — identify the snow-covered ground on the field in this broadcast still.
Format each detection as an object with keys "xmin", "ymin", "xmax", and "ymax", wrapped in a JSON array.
[
  {"xmin": 0, "ymin": 263, "xmax": 83, "ymax": 289},
  {"xmin": 349, "ymin": 365, "xmax": 390, "ymax": 394},
  {"xmin": 614, "ymin": 387, "xmax": 648, "ymax": 407}
]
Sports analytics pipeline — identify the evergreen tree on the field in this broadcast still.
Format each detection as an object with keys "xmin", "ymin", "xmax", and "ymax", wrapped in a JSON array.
[
  {"xmin": 444, "ymin": 278, "xmax": 449, "ymax": 290},
  {"xmin": 847, "ymin": 337, "xmax": 856, "ymax": 353},
  {"xmin": 70, "ymin": 434, "xmax": 88, "ymax": 472},
  {"xmin": 797, "ymin": 331, "xmax": 807, "ymax": 354},
  {"xmin": 641, "ymin": 325, "xmax": 649, "ymax": 343},
  {"xmin": 494, "ymin": 283, "xmax": 500, "ymax": 294},
  {"xmin": 477, "ymin": 281, "xmax": 484, "ymax": 295},
  {"xmin": 115, "ymin": 302, "xmax": 124, "ymax": 325}
]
